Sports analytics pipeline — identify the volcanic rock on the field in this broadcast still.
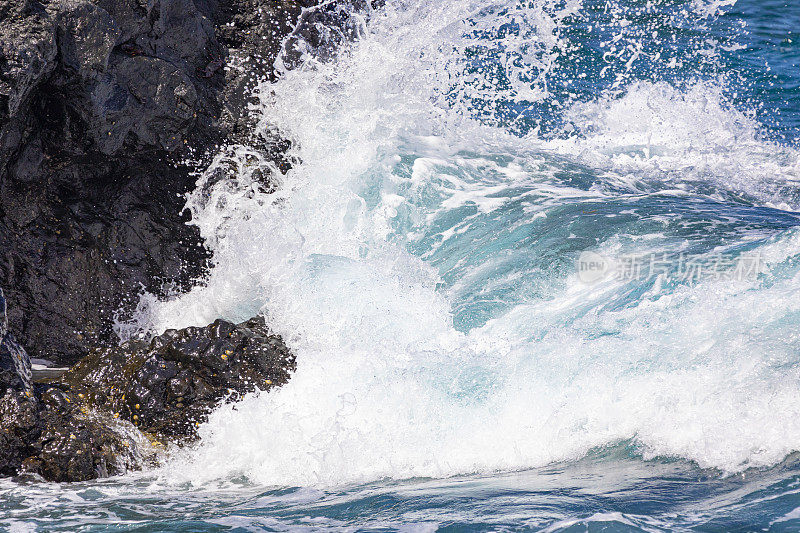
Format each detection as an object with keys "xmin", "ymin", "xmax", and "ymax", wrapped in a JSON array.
[{"xmin": 61, "ymin": 316, "xmax": 296, "ymax": 441}]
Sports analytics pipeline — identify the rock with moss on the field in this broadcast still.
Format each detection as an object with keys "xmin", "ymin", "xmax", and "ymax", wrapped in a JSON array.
[
  {"xmin": 1, "ymin": 300, "xmax": 294, "ymax": 481},
  {"xmin": 61, "ymin": 316, "xmax": 295, "ymax": 442},
  {"xmin": 20, "ymin": 385, "xmax": 149, "ymax": 482}
]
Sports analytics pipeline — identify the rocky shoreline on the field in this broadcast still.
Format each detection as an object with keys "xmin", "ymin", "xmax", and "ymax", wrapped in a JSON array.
[
  {"xmin": 0, "ymin": 0, "xmax": 318, "ymax": 481},
  {"xmin": 2, "ymin": 286, "xmax": 294, "ymax": 482}
]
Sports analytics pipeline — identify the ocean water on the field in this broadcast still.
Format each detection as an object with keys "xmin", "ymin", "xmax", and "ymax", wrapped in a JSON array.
[{"xmin": 4, "ymin": 0, "xmax": 800, "ymax": 530}]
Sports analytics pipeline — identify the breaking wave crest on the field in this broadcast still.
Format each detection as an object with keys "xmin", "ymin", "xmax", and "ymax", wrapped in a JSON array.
[{"xmin": 121, "ymin": 0, "xmax": 800, "ymax": 486}]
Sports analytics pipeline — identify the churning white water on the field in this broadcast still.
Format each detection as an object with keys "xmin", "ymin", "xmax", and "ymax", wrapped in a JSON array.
[{"xmin": 119, "ymin": 0, "xmax": 800, "ymax": 487}]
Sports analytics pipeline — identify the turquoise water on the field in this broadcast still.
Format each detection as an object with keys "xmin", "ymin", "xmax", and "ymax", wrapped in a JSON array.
[{"xmin": 5, "ymin": 0, "xmax": 800, "ymax": 530}]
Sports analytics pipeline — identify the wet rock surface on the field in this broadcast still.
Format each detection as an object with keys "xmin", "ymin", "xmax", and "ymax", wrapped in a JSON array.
[
  {"xmin": 18, "ymin": 385, "xmax": 146, "ymax": 482},
  {"xmin": 215, "ymin": 0, "xmax": 317, "ymax": 145},
  {"xmin": 0, "ymin": 0, "xmax": 312, "ymax": 365},
  {"xmin": 282, "ymin": 0, "xmax": 381, "ymax": 68},
  {"xmin": 61, "ymin": 316, "xmax": 295, "ymax": 441}
]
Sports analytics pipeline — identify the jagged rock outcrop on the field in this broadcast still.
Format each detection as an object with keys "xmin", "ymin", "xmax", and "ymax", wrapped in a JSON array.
[
  {"xmin": 0, "ymin": 0, "xmax": 313, "ymax": 365},
  {"xmin": 62, "ymin": 316, "xmax": 295, "ymax": 441}
]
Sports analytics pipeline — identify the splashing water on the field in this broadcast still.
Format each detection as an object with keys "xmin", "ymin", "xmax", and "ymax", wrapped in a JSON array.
[
  {"xmin": 136, "ymin": 0, "xmax": 800, "ymax": 484},
  {"xmin": 10, "ymin": 0, "xmax": 800, "ymax": 530}
]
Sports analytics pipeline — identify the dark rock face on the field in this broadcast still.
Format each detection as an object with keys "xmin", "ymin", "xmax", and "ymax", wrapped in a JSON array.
[
  {"xmin": 0, "ymin": 0, "xmax": 311, "ymax": 365},
  {"xmin": 62, "ymin": 316, "xmax": 295, "ymax": 441},
  {"xmin": 0, "ymin": 155, "xmax": 212, "ymax": 366}
]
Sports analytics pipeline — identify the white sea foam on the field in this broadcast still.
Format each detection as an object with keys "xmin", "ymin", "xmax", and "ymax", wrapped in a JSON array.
[
  {"xmin": 118, "ymin": 0, "xmax": 800, "ymax": 486},
  {"xmin": 550, "ymin": 80, "xmax": 800, "ymax": 209}
]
